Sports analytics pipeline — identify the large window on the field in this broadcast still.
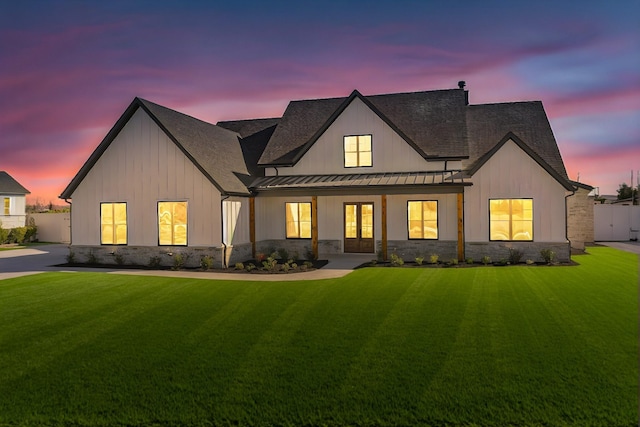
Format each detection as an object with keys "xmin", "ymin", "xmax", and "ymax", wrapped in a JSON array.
[
  {"xmin": 489, "ymin": 199, "xmax": 533, "ymax": 241},
  {"xmin": 101, "ymin": 202, "xmax": 127, "ymax": 245},
  {"xmin": 3, "ymin": 198, "xmax": 9, "ymax": 215},
  {"xmin": 286, "ymin": 202, "xmax": 311, "ymax": 238},
  {"xmin": 344, "ymin": 135, "xmax": 372, "ymax": 167},
  {"xmin": 158, "ymin": 201, "xmax": 187, "ymax": 245},
  {"xmin": 408, "ymin": 201, "xmax": 438, "ymax": 239}
]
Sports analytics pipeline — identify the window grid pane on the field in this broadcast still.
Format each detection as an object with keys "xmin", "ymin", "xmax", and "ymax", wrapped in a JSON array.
[
  {"xmin": 489, "ymin": 199, "xmax": 533, "ymax": 241},
  {"xmin": 344, "ymin": 135, "xmax": 372, "ymax": 167},
  {"xmin": 101, "ymin": 203, "xmax": 127, "ymax": 245},
  {"xmin": 158, "ymin": 202, "xmax": 187, "ymax": 245},
  {"xmin": 408, "ymin": 201, "xmax": 437, "ymax": 239},
  {"xmin": 286, "ymin": 202, "xmax": 311, "ymax": 238}
]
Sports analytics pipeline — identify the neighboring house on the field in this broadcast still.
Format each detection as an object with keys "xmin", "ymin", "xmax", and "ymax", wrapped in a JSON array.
[
  {"xmin": 60, "ymin": 84, "xmax": 578, "ymax": 267},
  {"xmin": 0, "ymin": 171, "xmax": 30, "ymax": 229}
]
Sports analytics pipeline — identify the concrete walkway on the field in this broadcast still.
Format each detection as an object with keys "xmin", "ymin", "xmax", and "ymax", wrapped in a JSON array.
[
  {"xmin": 0, "ymin": 245, "xmax": 374, "ymax": 281},
  {"xmin": 597, "ymin": 241, "xmax": 640, "ymax": 255}
]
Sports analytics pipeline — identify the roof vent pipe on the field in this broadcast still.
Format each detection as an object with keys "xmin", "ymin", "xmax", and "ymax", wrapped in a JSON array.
[{"xmin": 458, "ymin": 81, "xmax": 466, "ymax": 89}]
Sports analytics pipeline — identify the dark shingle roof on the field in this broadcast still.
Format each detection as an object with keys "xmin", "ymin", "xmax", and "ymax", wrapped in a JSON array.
[
  {"xmin": 0, "ymin": 171, "xmax": 30, "ymax": 195},
  {"xmin": 61, "ymin": 98, "xmax": 252, "ymax": 198},
  {"xmin": 217, "ymin": 118, "xmax": 280, "ymax": 138},
  {"xmin": 465, "ymin": 102, "xmax": 568, "ymax": 180},
  {"xmin": 258, "ymin": 89, "xmax": 469, "ymax": 165},
  {"xmin": 139, "ymin": 99, "xmax": 250, "ymax": 195}
]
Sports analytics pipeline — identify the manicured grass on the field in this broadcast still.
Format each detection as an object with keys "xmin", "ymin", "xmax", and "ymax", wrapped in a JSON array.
[{"xmin": 0, "ymin": 247, "xmax": 637, "ymax": 426}]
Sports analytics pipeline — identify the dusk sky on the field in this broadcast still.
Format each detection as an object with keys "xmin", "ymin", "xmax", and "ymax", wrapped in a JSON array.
[{"xmin": 1, "ymin": 0, "xmax": 638, "ymax": 203}]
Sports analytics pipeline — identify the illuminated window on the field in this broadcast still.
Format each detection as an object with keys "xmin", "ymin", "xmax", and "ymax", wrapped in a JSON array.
[
  {"xmin": 344, "ymin": 135, "xmax": 372, "ymax": 167},
  {"xmin": 158, "ymin": 201, "xmax": 187, "ymax": 245},
  {"xmin": 286, "ymin": 202, "xmax": 311, "ymax": 238},
  {"xmin": 489, "ymin": 199, "xmax": 533, "ymax": 241},
  {"xmin": 3, "ymin": 198, "xmax": 9, "ymax": 215},
  {"xmin": 101, "ymin": 203, "xmax": 127, "ymax": 245},
  {"xmin": 408, "ymin": 201, "xmax": 438, "ymax": 239}
]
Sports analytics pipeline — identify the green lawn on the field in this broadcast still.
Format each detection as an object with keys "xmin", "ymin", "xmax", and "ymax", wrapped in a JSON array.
[{"xmin": 0, "ymin": 247, "xmax": 637, "ymax": 426}]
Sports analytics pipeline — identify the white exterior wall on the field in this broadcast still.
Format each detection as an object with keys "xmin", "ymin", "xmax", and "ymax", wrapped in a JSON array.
[
  {"xmin": 464, "ymin": 140, "xmax": 568, "ymax": 243},
  {"xmin": 255, "ymin": 193, "xmax": 458, "ymax": 245},
  {"xmin": 269, "ymin": 97, "xmax": 445, "ymax": 176},
  {"xmin": 0, "ymin": 195, "xmax": 27, "ymax": 228},
  {"xmin": 70, "ymin": 108, "xmax": 223, "ymax": 246},
  {"xmin": 386, "ymin": 194, "xmax": 458, "ymax": 241},
  {"xmin": 255, "ymin": 196, "xmax": 313, "ymax": 241}
]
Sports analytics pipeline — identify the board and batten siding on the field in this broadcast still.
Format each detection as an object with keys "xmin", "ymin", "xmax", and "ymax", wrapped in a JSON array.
[
  {"xmin": 386, "ymin": 194, "xmax": 458, "ymax": 241},
  {"xmin": 0, "ymin": 195, "xmax": 27, "ymax": 228},
  {"xmin": 464, "ymin": 139, "xmax": 568, "ymax": 243},
  {"xmin": 270, "ymin": 97, "xmax": 443, "ymax": 176},
  {"xmin": 255, "ymin": 194, "xmax": 459, "ymax": 243},
  {"xmin": 70, "ymin": 108, "xmax": 222, "ymax": 246}
]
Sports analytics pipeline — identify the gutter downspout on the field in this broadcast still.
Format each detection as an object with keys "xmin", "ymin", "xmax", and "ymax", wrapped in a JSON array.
[
  {"xmin": 221, "ymin": 194, "xmax": 230, "ymax": 269},
  {"xmin": 565, "ymin": 187, "xmax": 576, "ymax": 256}
]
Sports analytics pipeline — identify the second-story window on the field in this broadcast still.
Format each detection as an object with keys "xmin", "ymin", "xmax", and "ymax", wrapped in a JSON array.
[{"xmin": 344, "ymin": 135, "xmax": 372, "ymax": 167}]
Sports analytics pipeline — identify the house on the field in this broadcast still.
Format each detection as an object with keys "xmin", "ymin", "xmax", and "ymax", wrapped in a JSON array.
[
  {"xmin": 0, "ymin": 171, "xmax": 30, "ymax": 229},
  {"xmin": 60, "ymin": 83, "xmax": 577, "ymax": 267}
]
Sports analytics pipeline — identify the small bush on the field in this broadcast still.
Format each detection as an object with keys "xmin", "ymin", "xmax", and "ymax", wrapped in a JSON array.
[
  {"xmin": 390, "ymin": 252, "xmax": 404, "ymax": 267},
  {"xmin": 86, "ymin": 251, "xmax": 99, "ymax": 265},
  {"xmin": 465, "ymin": 257, "xmax": 474, "ymax": 265},
  {"xmin": 448, "ymin": 258, "xmax": 459, "ymax": 266},
  {"xmin": 482, "ymin": 256, "xmax": 491, "ymax": 265},
  {"xmin": 255, "ymin": 253, "xmax": 266, "ymax": 263},
  {"xmin": 508, "ymin": 248, "xmax": 524, "ymax": 265},
  {"xmin": 201, "ymin": 255, "xmax": 214, "ymax": 271},
  {"xmin": 429, "ymin": 254, "xmax": 439, "ymax": 264},
  {"xmin": 415, "ymin": 256, "xmax": 424, "ymax": 266},
  {"xmin": 290, "ymin": 262, "xmax": 298, "ymax": 270},
  {"xmin": 8, "ymin": 227, "xmax": 27, "ymax": 244},
  {"xmin": 66, "ymin": 250, "xmax": 76, "ymax": 264},
  {"xmin": 148, "ymin": 256, "xmax": 162, "ymax": 268},
  {"xmin": 172, "ymin": 254, "xmax": 185, "ymax": 270},
  {"xmin": 234, "ymin": 262, "xmax": 244, "ymax": 270},
  {"xmin": 0, "ymin": 227, "xmax": 8, "ymax": 244},
  {"xmin": 262, "ymin": 256, "xmax": 277, "ymax": 271},
  {"xmin": 24, "ymin": 226, "xmax": 37, "ymax": 242},
  {"xmin": 540, "ymin": 249, "xmax": 556, "ymax": 264},
  {"xmin": 526, "ymin": 259, "xmax": 535, "ymax": 265},
  {"xmin": 245, "ymin": 263, "xmax": 256, "ymax": 272},
  {"xmin": 303, "ymin": 261, "xmax": 314, "ymax": 269},
  {"xmin": 282, "ymin": 262, "xmax": 291, "ymax": 272}
]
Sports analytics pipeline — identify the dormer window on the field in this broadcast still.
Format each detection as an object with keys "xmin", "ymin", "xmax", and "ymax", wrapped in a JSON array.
[{"xmin": 344, "ymin": 135, "xmax": 372, "ymax": 167}]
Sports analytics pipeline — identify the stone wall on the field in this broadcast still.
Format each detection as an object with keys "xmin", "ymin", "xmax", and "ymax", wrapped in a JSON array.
[
  {"xmin": 69, "ymin": 245, "xmax": 223, "ymax": 269},
  {"xmin": 464, "ymin": 241, "xmax": 570, "ymax": 263},
  {"xmin": 385, "ymin": 240, "xmax": 458, "ymax": 261},
  {"xmin": 567, "ymin": 187, "xmax": 594, "ymax": 251}
]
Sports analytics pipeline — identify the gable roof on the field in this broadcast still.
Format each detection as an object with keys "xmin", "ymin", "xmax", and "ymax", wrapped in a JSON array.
[
  {"xmin": 258, "ymin": 89, "xmax": 469, "ymax": 165},
  {"xmin": 463, "ymin": 132, "xmax": 573, "ymax": 190},
  {"xmin": 0, "ymin": 171, "xmax": 30, "ymax": 195},
  {"xmin": 60, "ymin": 98, "xmax": 252, "ymax": 199}
]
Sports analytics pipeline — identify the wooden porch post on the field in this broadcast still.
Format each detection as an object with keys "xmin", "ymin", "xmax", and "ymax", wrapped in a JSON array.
[
  {"xmin": 381, "ymin": 194, "xmax": 388, "ymax": 261},
  {"xmin": 457, "ymin": 192, "xmax": 464, "ymax": 261},
  {"xmin": 249, "ymin": 197, "xmax": 256, "ymax": 258},
  {"xmin": 311, "ymin": 196, "xmax": 318, "ymax": 259}
]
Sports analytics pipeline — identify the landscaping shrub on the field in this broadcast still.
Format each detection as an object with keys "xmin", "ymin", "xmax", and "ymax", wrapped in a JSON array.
[
  {"xmin": 148, "ymin": 256, "xmax": 161, "ymax": 268},
  {"xmin": 508, "ymin": 248, "xmax": 524, "ymax": 264},
  {"xmin": 541, "ymin": 248, "xmax": 556, "ymax": 264},
  {"xmin": 172, "ymin": 254, "xmax": 185, "ymax": 270},
  {"xmin": 86, "ymin": 251, "xmax": 99, "ymax": 265},
  {"xmin": 390, "ymin": 252, "xmax": 404, "ymax": 266},
  {"xmin": 482, "ymin": 255, "xmax": 491, "ymax": 265},
  {"xmin": 0, "ymin": 227, "xmax": 8, "ymax": 244},
  {"xmin": 429, "ymin": 254, "xmax": 439, "ymax": 264},
  {"xmin": 200, "ymin": 255, "xmax": 213, "ymax": 271},
  {"xmin": 7, "ymin": 227, "xmax": 27, "ymax": 244},
  {"xmin": 415, "ymin": 256, "xmax": 424, "ymax": 266}
]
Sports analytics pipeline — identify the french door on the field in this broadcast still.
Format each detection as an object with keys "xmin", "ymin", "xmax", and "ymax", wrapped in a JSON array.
[{"xmin": 344, "ymin": 202, "xmax": 374, "ymax": 253}]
